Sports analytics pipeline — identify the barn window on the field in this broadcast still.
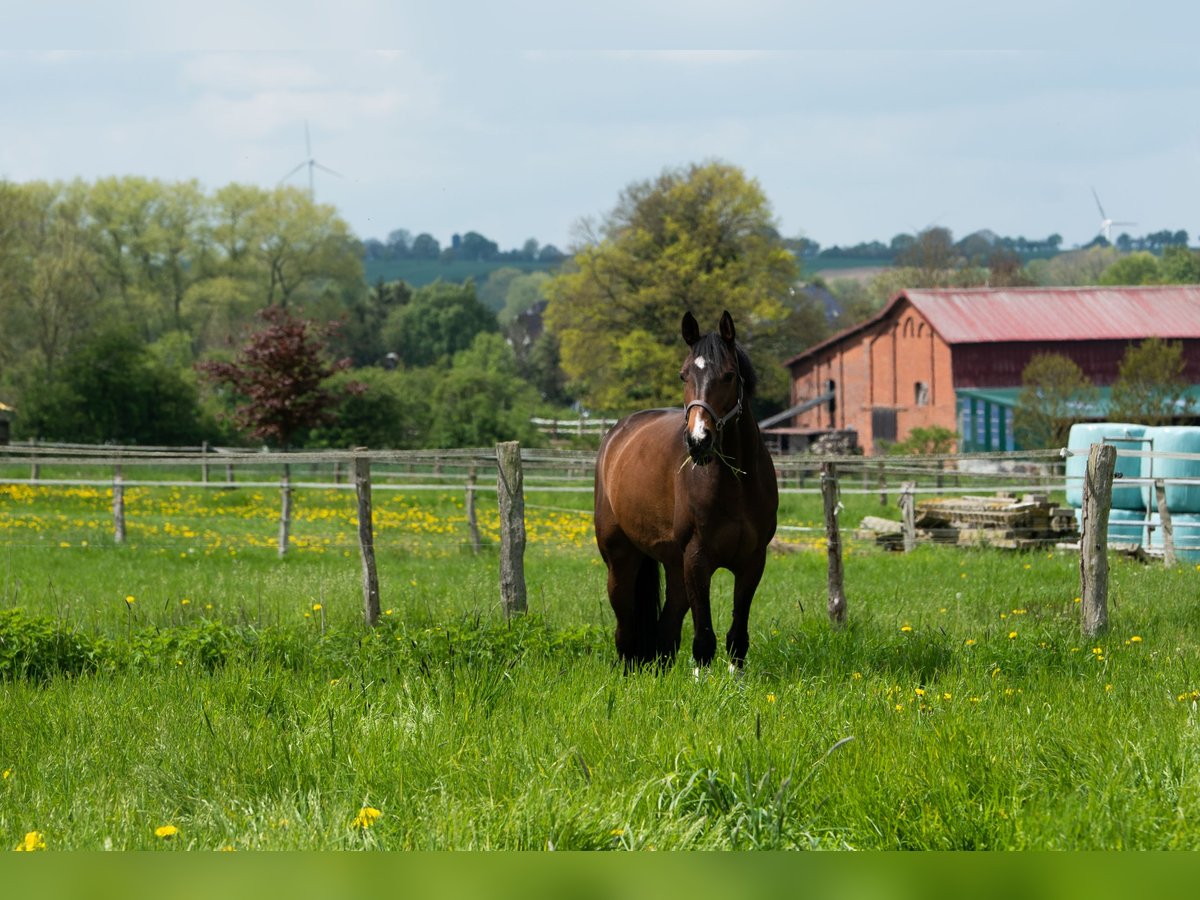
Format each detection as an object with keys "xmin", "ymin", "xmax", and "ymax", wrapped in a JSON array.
[{"xmin": 914, "ymin": 381, "xmax": 930, "ymax": 407}]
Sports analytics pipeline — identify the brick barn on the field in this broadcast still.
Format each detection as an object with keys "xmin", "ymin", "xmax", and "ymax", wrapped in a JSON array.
[{"xmin": 775, "ymin": 286, "xmax": 1200, "ymax": 455}]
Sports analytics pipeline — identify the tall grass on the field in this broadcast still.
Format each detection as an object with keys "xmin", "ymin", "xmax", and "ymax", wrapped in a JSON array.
[{"xmin": 2, "ymin": 483, "xmax": 1199, "ymax": 849}]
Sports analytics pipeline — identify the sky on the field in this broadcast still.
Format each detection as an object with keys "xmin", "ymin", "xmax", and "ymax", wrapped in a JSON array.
[{"xmin": 3, "ymin": 1, "xmax": 1199, "ymax": 254}]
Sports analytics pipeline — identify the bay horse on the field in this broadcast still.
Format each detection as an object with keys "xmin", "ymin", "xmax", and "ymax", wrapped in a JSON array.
[{"xmin": 594, "ymin": 310, "xmax": 778, "ymax": 669}]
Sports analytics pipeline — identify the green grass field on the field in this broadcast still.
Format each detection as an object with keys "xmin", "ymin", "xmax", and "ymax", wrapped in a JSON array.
[{"xmin": 2, "ymin": 481, "xmax": 1199, "ymax": 850}]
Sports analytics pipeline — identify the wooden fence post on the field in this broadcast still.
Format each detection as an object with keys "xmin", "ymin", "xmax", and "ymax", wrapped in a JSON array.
[
  {"xmin": 30, "ymin": 437, "xmax": 39, "ymax": 482},
  {"xmin": 201, "ymin": 441, "xmax": 210, "ymax": 484},
  {"xmin": 899, "ymin": 482, "xmax": 917, "ymax": 553},
  {"xmin": 1080, "ymin": 443, "xmax": 1117, "ymax": 638},
  {"xmin": 354, "ymin": 454, "xmax": 382, "ymax": 627},
  {"xmin": 877, "ymin": 460, "xmax": 887, "ymax": 506},
  {"xmin": 113, "ymin": 465, "xmax": 126, "ymax": 544},
  {"xmin": 1155, "ymin": 479, "xmax": 1176, "ymax": 568},
  {"xmin": 465, "ymin": 465, "xmax": 482, "ymax": 554},
  {"xmin": 278, "ymin": 463, "xmax": 292, "ymax": 558},
  {"xmin": 821, "ymin": 462, "xmax": 848, "ymax": 628},
  {"xmin": 496, "ymin": 441, "xmax": 528, "ymax": 617}
]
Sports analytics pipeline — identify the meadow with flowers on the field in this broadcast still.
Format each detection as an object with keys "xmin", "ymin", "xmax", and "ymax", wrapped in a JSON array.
[{"xmin": 3, "ymin": 477, "xmax": 1200, "ymax": 850}]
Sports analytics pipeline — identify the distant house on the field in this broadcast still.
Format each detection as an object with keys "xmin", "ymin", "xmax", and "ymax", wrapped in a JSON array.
[
  {"xmin": 777, "ymin": 286, "xmax": 1200, "ymax": 454},
  {"xmin": 0, "ymin": 401, "xmax": 13, "ymax": 445}
]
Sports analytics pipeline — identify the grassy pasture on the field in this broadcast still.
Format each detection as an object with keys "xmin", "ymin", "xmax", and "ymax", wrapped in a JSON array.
[{"xmin": 2, "ymin": 480, "xmax": 1200, "ymax": 850}]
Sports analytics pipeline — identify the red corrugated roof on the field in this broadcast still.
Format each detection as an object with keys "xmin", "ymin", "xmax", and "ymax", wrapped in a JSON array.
[{"xmin": 786, "ymin": 286, "xmax": 1200, "ymax": 366}]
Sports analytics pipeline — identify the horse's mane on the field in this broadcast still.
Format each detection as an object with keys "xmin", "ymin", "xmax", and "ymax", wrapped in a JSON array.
[{"xmin": 692, "ymin": 332, "xmax": 758, "ymax": 399}]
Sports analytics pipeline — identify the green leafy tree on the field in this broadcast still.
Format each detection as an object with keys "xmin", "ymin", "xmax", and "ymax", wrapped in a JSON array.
[
  {"xmin": 544, "ymin": 161, "xmax": 799, "ymax": 413},
  {"xmin": 1109, "ymin": 338, "xmax": 1193, "ymax": 426},
  {"xmin": 885, "ymin": 425, "xmax": 958, "ymax": 456},
  {"xmin": 0, "ymin": 183, "xmax": 106, "ymax": 379},
  {"xmin": 1161, "ymin": 245, "xmax": 1200, "ymax": 283},
  {"xmin": 498, "ymin": 271, "xmax": 551, "ymax": 326},
  {"xmin": 428, "ymin": 333, "xmax": 541, "ymax": 447},
  {"xmin": 1099, "ymin": 252, "xmax": 1162, "ymax": 285},
  {"xmin": 383, "ymin": 280, "xmax": 497, "ymax": 368},
  {"xmin": 308, "ymin": 367, "xmax": 436, "ymax": 450},
  {"xmin": 1014, "ymin": 353, "xmax": 1098, "ymax": 449},
  {"xmin": 17, "ymin": 329, "xmax": 207, "ymax": 444}
]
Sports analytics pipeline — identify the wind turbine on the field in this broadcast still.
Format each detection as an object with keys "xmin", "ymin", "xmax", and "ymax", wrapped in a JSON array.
[
  {"xmin": 279, "ymin": 121, "xmax": 342, "ymax": 200},
  {"xmin": 1091, "ymin": 187, "xmax": 1136, "ymax": 244}
]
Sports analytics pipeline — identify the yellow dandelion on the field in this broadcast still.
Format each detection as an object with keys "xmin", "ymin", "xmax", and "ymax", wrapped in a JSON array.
[
  {"xmin": 965, "ymin": 638, "xmax": 976, "ymax": 646},
  {"xmin": 125, "ymin": 595, "xmax": 135, "ymax": 605},
  {"xmin": 1074, "ymin": 597, "xmax": 1082, "ymax": 604},
  {"xmin": 1105, "ymin": 684, "xmax": 1113, "ymax": 692},
  {"xmin": 1130, "ymin": 635, "xmax": 1143, "ymax": 643},
  {"xmin": 311, "ymin": 603, "xmax": 322, "ymax": 612},
  {"xmin": 851, "ymin": 672, "xmax": 863, "ymax": 680},
  {"xmin": 155, "ymin": 824, "xmax": 178, "ymax": 839},
  {"xmin": 914, "ymin": 687, "xmax": 925, "ymax": 696},
  {"xmin": 610, "ymin": 828, "xmax": 625, "ymax": 837},
  {"xmin": 900, "ymin": 624, "xmax": 913, "ymax": 633},
  {"xmin": 13, "ymin": 830, "xmax": 46, "ymax": 852},
  {"xmin": 766, "ymin": 693, "xmax": 777, "ymax": 704},
  {"xmin": 1008, "ymin": 631, "xmax": 1018, "ymax": 640},
  {"xmin": 894, "ymin": 703, "xmax": 905, "ymax": 711},
  {"xmin": 180, "ymin": 599, "xmax": 190, "ymax": 606},
  {"xmin": 2, "ymin": 769, "xmax": 10, "ymax": 779},
  {"xmin": 943, "ymin": 692, "xmax": 952, "ymax": 701},
  {"xmin": 353, "ymin": 807, "xmax": 382, "ymax": 829}
]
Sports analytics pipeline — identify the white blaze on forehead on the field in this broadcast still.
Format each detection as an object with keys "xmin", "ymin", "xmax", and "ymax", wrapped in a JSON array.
[{"xmin": 694, "ymin": 356, "xmax": 707, "ymax": 370}]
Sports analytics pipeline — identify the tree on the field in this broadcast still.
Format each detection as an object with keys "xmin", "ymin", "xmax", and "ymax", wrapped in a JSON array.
[
  {"xmin": 383, "ymin": 280, "xmax": 497, "ymax": 368},
  {"xmin": 17, "ymin": 328, "xmax": 207, "ymax": 444},
  {"xmin": 197, "ymin": 306, "xmax": 356, "ymax": 448},
  {"xmin": 1099, "ymin": 252, "xmax": 1162, "ymax": 286},
  {"xmin": 428, "ymin": 333, "xmax": 541, "ymax": 447},
  {"xmin": 885, "ymin": 425, "xmax": 958, "ymax": 456},
  {"xmin": 544, "ymin": 161, "xmax": 799, "ymax": 413},
  {"xmin": 410, "ymin": 232, "xmax": 441, "ymax": 259},
  {"xmin": 1014, "ymin": 353, "xmax": 1097, "ymax": 449},
  {"xmin": 897, "ymin": 227, "xmax": 958, "ymax": 285},
  {"xmin": 1161, "ymin": 245, "xmax": 1200, "ymax": 283},
  {"xmin": 308, "ymin": 367, "xmax": 435, "ymax": 450},
  {"xmin": 1109, "ymin": 338, "xmax": 1193, "ymax": 426}
]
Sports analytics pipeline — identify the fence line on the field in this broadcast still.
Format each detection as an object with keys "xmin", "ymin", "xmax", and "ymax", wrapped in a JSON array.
[{"xmin": 0, "ymin": 439, "xmax": 1181, "ymax": 639}]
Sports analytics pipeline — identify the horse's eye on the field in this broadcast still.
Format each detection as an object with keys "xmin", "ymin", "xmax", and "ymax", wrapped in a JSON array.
[
  {"xmin": 722, "ymin": 371, "xmax": 735, "ymax": 384},
  {"xmin": 679, "ymin": 371, "xmax": 687, "ymax": 382}
]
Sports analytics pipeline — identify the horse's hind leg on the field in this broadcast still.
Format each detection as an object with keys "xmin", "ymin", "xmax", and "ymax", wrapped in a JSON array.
[
  {"xmin": 726, "ymin": 552, "xmax": 767, "ymax": 668},
  {"xmin": 603, "ymin": 544, "xmax": 659, "ymax": 668}
]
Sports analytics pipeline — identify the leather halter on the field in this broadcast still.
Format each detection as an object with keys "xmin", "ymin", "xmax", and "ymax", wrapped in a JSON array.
[{"xmin": 684, "ymin": 369, "xmax": 744, "ymax": 434}]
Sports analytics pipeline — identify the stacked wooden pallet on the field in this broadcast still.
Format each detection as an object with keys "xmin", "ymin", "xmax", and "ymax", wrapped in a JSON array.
[{"xmin": 856, "ymin": 493, "xmax": 1079, "ymax": 550}]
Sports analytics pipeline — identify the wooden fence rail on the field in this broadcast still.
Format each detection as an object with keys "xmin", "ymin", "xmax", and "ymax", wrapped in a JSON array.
[{"xmin": 0, "ymin": 440, "xmax": 1174, "ymax": 638}]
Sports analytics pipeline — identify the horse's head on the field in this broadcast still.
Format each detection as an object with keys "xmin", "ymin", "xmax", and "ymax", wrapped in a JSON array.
[{"xmin": 680, "ymin": 310, "xmax": 744, "ymax": 466}]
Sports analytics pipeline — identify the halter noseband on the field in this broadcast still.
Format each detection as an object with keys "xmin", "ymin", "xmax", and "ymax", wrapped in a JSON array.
[{"xmin": 684, "ymin": 377, "xmax": 744, "ymax": 433}]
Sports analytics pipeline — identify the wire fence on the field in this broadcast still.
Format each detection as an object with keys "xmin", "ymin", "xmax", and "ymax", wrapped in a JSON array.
[{"xmin": 5, "ymin": 439, "xmax": 1200, "ymax": 558}]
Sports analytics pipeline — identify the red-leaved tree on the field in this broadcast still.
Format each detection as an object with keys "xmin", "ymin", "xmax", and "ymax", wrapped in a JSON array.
[{"xmin": 198, "ymin": 306, "xmax": 359, "ymax": 448}]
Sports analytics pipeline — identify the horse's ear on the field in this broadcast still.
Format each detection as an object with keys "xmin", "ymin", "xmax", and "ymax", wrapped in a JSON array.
[
  {"xmin": 682, "ymin": 311, "xmax": 701, "ymax": 346},
  {"xmin": 719, "ymin": 310, "xmax": 736, "ymax": 344}
]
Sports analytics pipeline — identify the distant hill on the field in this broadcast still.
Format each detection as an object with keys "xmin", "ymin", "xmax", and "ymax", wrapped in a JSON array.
[{"xmin": 364, "ymin": 258, "xmax": 561, "ymax": 287}]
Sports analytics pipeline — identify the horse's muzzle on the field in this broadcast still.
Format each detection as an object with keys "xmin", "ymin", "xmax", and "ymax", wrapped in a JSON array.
[{"xmin": 686, "ymin": 431, "xmax": 715, "ymax": 465}]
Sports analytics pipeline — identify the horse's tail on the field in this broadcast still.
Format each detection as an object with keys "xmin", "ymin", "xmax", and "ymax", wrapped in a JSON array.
[{"xmin": 634, "ymin": 556, "xmax": 662, "ymax": 659}]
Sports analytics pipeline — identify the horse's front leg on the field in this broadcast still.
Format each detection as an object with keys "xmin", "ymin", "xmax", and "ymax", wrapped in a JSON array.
[
  {"xmin": 683, "ymin": 547, "xmax": 717, "ymax": 666},
  {"xmin": 726, "ymin": 551, "xmax": 767, "ymax": 668}
]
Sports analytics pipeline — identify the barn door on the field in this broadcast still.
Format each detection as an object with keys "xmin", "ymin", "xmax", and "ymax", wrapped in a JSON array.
[{"xmin": 872, "ymin": 408, "xmax": 897, "ymax": 445}]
